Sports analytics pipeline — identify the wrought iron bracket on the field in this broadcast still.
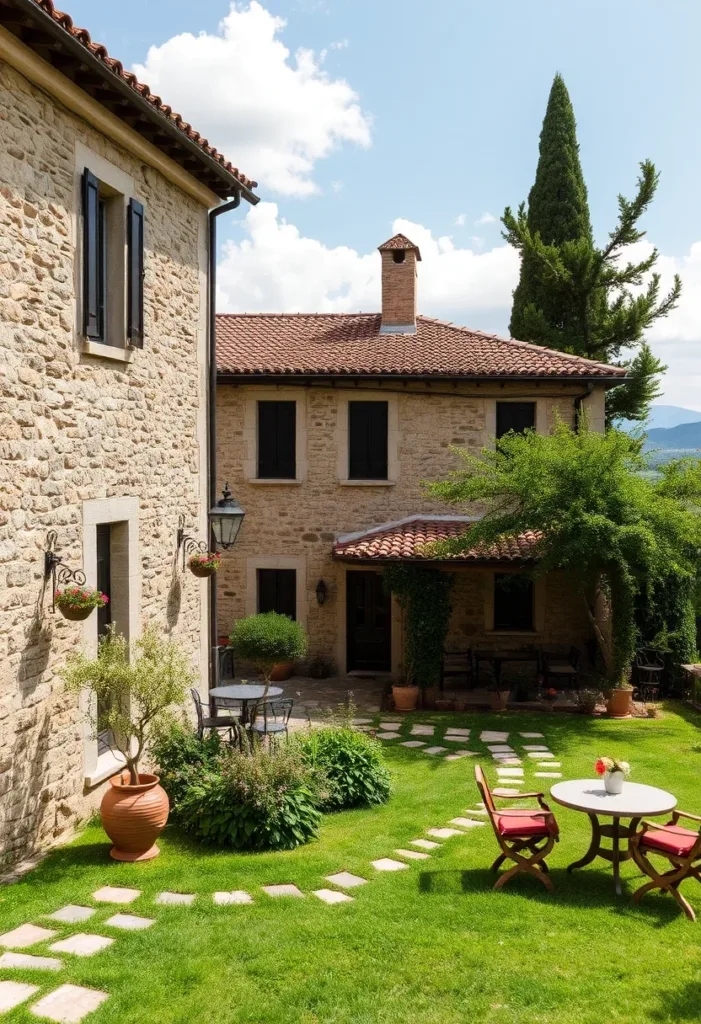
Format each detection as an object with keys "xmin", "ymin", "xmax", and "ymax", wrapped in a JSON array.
[
  {"xmin": 44, "ymin": 530, "xmax": 87, "ymax": 613},
  {"xmin": 177, "ymin": 514, "xmax": 209, "ymax": 571}
]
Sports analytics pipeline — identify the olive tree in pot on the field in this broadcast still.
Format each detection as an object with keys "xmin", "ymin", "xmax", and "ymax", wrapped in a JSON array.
[
  {"xmin": 230, "ymin": 612, "xmax": 307, "ymax": 698},
  {"xmin": 63, "ymin": 624, "xmax": 195, "ymax": 861}
]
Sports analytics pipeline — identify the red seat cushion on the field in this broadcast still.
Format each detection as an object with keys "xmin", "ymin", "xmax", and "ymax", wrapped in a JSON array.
[
  {"xmin": 641, "ymin": 824, "xmax": 700, "ymax": 858},
  {"xmin": 495, "ymin": 813, "xmax": 558, "ymax": 839}
]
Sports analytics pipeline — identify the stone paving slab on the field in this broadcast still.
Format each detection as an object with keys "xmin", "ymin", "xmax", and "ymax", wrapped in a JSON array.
[
  {"xmin": 312, "ymin": 888, "xmax": 354, "ymax": 905},
  {"xmin": 526, "ymin": 751, "xmax": 553, "ymax": 759},
  {"xmin": 410, "ymin": 725, "xmax": 435, "ymax": 736},
  {"xmin": 378, "ymin": 731, "xmax": 401, "ymax": 740},
  {"xmin": 92, "ymin": 886, "xmax": 141, "ymax": 904},
  {"xmin": 480, "ymin": 731, "xmax": 509, "ymax": 742},
  {"xmin": 443, "ymin": 736, "xmax": 473, "ymax": 743},
  {"xmin": 450, "ymin": 817, "xmax": 486, "ymax": 829},
  {"xmin": 535, "ymin": 772, "xmax": 562, "ymax": 778},
  {"xmin": 213, "ymin": 891, "xmax": 253, "ymax": 905},
  {"xmin": 445, "ymin": 728, "xmax": 471, "ymax": 736},
  {"xmin": 426, "ymin": 827, "xmax": 465, "ymax": 839},
  {"xmin": 539, "ymin": 761, "xmax": 561, "ymax": 768},
  {"xmin": 445, "ymin": 751, "xmax": 478, "ymax": 760},
  {"xmin": 262, "ymin": 884, "xmax": 305, "ymax": 898},
  {"xmin": 395, "ymin": 849, "xmax": 430, "ymax": 860},
  {"xmin": 410, "ymin": 838, "xmax": 441, "ymax": 850},
  {"xmin": 0, "ymin": 951, "xmax": 63, "ymax": 971},
  {"xmin": 104, "ymin": 914, "xmax": 155, "ymax": 931},
  {"xmin": 47, "ymin": 906, "xmax": 95, "ymax": 925},
  {"xmin": 0, "ymin": 981, "xmax": 40, "ymax": 1012},
  {"xmin": 49, "ymin": 934, "xmax": 114, "ymax": 957},
  {"xmin": 326, "ymin": 871, "xmax": 368, "ymax": 889},
  {"xmin": 352, "ymin": 718, "xmax": 372, "ymax": 725},
  {"xmin": 0, "ymin": 924, "xmax": 58, "ymax": 949},
  {"xmin": 497, "ymin": 767, "xmax": 524, "ymax": 777},
  {"xmin": 156, "ymin": 892, "xmax": 196, "ymax": 906},
  {"xmin": 400, "ymin": 740, "xmax": 426, "ymax": 748},
  {"xmin": 522, "ymin": 745, "xmax": 549, "ymax": 751},
  {"xmin": 464, "ymin": 808, "xmax": 488, "ymax": 816},
  {"xmin": 423, "ymin": 746, "xmax": 447, "ymax": 755},
  {"xmin": 29, "ymin": 983, "xmax": 109, "ymax": 1023},
  {"xmin": 493, "ymin": 787, "xmax": 523, "ymax": 797},
  {"xmin": 371, "ymin": 858, "xmax": 409, "ymax": 872},
  {"xmin": 379, "ymin": 721, "xmax": 401, "ymax": 729},
  {"xmin": 520, "ymin": 732, "xmax": 544, "ymax": 738},
  {"xmin": 496, "ymin": 758, "xmax": 523, "ymax": 767},
  {"xmin": 487, "ymin": 744, "xmax": 515, "ymax": 752}
]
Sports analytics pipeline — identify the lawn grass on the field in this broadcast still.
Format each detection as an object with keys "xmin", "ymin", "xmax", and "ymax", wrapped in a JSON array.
[{"xmin": 2, "ymin": 704, "xmax": 701, "ymax": 1023}]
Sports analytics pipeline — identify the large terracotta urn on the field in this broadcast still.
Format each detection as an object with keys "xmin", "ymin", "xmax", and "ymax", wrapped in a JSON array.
[
  {"xmin": 606, "ymin": 687, "xmax": 633, "ymax": 719},
  {"xmin": 100, "ymin": 772, "xmax": 169, "ymax": 862}
]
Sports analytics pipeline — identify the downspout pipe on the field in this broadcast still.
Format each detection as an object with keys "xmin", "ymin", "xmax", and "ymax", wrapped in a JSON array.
[
  {"xmin": 207, "ymin": 193, "xmax": 241, "ymax": 690},
  {"xmin": 574, "ymin": 382, "xmax": 594, "ymax": 432}
]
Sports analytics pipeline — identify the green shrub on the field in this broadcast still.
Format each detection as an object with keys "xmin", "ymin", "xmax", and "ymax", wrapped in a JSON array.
[
  {"xmin": 230, "ymin": 612, "xmax": 307, "ymax": 688},
  {"xmin": 300, "ymin": 727, "xmax": 391, "ymax": 811},
  {"xmin": 177, "ymin": 742, "xmax": 322, "ymax": 851},
  {"xmin": 149, "ymin": 717, "xmax": 224, "ymax": 811}
]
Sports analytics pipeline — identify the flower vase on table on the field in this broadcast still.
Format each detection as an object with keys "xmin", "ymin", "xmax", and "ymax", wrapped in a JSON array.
[{"xmin": 595, "ymin": 756, "xmax": 631, "ymax": 794}]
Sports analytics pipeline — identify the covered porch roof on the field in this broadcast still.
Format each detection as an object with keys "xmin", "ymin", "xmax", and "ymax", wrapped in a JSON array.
[{"xmin": 332, "ymin": 515, "xmax": 542, "ymax": 565}]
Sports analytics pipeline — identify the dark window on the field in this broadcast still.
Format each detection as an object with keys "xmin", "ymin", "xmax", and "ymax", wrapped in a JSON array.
[
  {"xmin": 493, "ymin": 574, "xmax": 534, "ymax": 632},
  {"xmin": 96, "ymin": 524, "xmax": 113, "ymax": 752},
  {"xmin": 496, "ymin": 402, "xmax": 536, "ymax": 439},
  {"xmin": 349, "ymin": 401, "xmax": 388, "ymax": 480},
  {"xmin": 82, "ymin": 168, "xmax": 106, "ymax": 341},
  {"xmin": 257, "ymin": 568, "xmax": 296, "ymax": 620},
  {"xmin": 257, "ymin": 401, "xmax": 296, "ymax": 479},
  {"xmin": 127, "ymin": 198, "xmax": 144, "ymax": 348}
]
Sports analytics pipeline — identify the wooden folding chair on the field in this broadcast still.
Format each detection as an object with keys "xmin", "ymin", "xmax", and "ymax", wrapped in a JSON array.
[
  {"xmin": 630, "ymin": 811, "xmax": 701, "ymax": 920},
  {"xmin": 475, "ymin": 764, "xmax": 560, "ymax": 892}
]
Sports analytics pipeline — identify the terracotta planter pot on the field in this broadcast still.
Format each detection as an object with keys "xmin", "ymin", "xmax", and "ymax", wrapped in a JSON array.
[
  {"xmin": 392, "ymin": 685, "xmax": 419, "ymax": 711},
  {"xmin": 269, "ymin": 661, "xmax": 294, "ymax": 682},
  {"xmin": 489, "ymin": 690, "xmax": 510, "ymax": 712},
  {"xmin": 606, "ymin": 688, "xmax": 633, "ymax": 718},
  {"xmin": 189, "ymin": 563, "xmax": 217, "ymax": 578},
  {"xmin": 56, "ymin": 603, "xmax": 94, "ymax": 621},
  {"xmin": 100, "ymin": 772, "xmax": 169, "ymax": 862}
]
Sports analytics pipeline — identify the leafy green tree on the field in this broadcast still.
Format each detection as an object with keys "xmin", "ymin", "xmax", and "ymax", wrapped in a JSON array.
[
  {"xmin": 230, "ymin": 612, "xmax": 307, "ymax": 697},
  {"xmin": 427, "ymin": 423, "xmax": 701, "ymax": 687}
]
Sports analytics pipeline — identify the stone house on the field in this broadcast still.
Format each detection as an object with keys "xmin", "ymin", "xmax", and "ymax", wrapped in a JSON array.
[
  {"xmin": 0, "ymin": 0, "xmax": 257, "ymax": 869},
  {"xmin": 216, "ymin": 233, "xmax": 627, "ymax": 681}
]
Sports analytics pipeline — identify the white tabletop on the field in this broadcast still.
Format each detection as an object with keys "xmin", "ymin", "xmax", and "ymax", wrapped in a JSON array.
[{"xmin": 550, "ymin": 779, "xmax": 677, "ymax": 818}]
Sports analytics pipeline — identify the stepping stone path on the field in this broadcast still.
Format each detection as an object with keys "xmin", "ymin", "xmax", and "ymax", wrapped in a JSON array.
[
  {"xmin": 378, "ymin": 732, "xmax": 401, "ymax": 740},
  {"xmin": 156, "ymin": 892, "xmax": 196, "ymax": 905},
  {"xmin": 445, "ymin": 728, "xmax": 471, "ymax": 737},
  {"xmin": 30, "ymin": 983, "xmax": 108, "ymax": 1022},
  {"xmin": 47, "ymin": 906, "xmax": 95, "ymax": 924},
  {"xmin": 213, "ymin": 891, "xmax": 253, "ymax": 905},
  {"xmin": 395, "ymin": 849, "xmax": 430, "ymax": 861},
  {"xmin": 326, "ymin": 871, "xmax": 368, "ymax": 889},
  {"xmin": 104, "ymin": 914, "xmax": 155, "ymax": 931},
  {"xmin": 464, "ymin": 808, "xmax": 488, "ymax": 816},
  {"xmin": 493, "ymin": 787, "xmax": 522, "ymax": 797},
  {"xmin": 522, "ymin": 745, "xmax": 549, "ymax": 751},
  {"xmin": 480, "ymin": 731, "xmax": 509, "ymax": 742},
  {"xmin": 371, "ymin": 858, "xmax": 409, "ymax": 872},
  {"xmin": 92, "ymin": 886, "xmax": 140, "ymax": 904},
  {"xmin": 520, "ymin": 732, "xmax": 544, "ymax": 738},
  {"xmin": 262, "ymin": 884, "xmax": 305, "ymax": 898},
  {"xmin": 426, "ymin": 828, "xmax": 465, "ymax": 839},
  {"xmin": 535, "ymin": 772, "xmax": 562, "ymax": 778},
  {"xmin": 410, "ymin": 839, "xmax": 441, "ymax": 850},
  {"xmin": 443, "ymin": 736, "xmax": 472, "ymax": 744},
  {"xmin": 423, "ymin": 746, "xmax": 447, "ymax": 755},
  {"xmin": 352, "ymin": 718, "xmax": 372, "ymax": 725},
  {"xmin": 445, "ymin": 751, "xmax": 477, "ymax": 760},
  {"xmin": 450, "ymin": 817, "xmax": 485, "ymax": 829},
  {"xmin": 0, "ymin": 952, "xmax": 63, "ymax": 971},
  {"xmin": 487, "ymin": 745, "xmax": 514, "ymax": 752},
  {"xmin": 0, "ymin": 981, "xmax": 40, "ymax": 1012},
  {"xmin": 539, "ymin": 761, "xmax": 561, "ymax": 768},
  {"xmin": 497, "ymin": 767, "xmax": 524, "ymax": 777},
  {"xmin": 0, "ymin": 924, "xmax": 57, "ymax": 948},
  {"xmin": 410, "ymin": 725, "xmax": 434, "ymax": 736},
  {"xmin": 312, "ymin": 889, "xmax": 353, "ymax": 904},
  {"xmin": 379, "ymin": 721, "xmax": 401, "ymax": 729},
  {"xmin": 49, "ymin": 934, "xmax": 114, "ymax": 957},
  {"xmin": 401, "ymin": 740, "xmax": 426, "ymax": 748},
  {"xmin": 496, "ymin": 758, "xmax": 522, "ymax": 767}
]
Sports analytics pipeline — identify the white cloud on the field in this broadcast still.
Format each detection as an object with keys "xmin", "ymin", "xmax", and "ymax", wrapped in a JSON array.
[
  {"xmin": 133, "ymin": 2, "xmax": 371, "ymax": 196},
  {"xmin": 476, "ymin": 212, "xmax": 497, "ymax": 225},
  {"xmin": 329, "ymin": 39, "xmax": 349, "ymax": 50},
  {"xmin": 454, "ymin": 213, "xmax": 466, "ymax": 227},
  {"xmin": 217, "ymin": 202, "xmax": 519, "ymax": 316}
]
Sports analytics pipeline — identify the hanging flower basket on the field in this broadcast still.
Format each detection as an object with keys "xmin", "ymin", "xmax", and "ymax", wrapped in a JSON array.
[
  {"xmin": 55, "ymin": 586, "xmax": 109, "ymax": 621},
  {"xmin": 188, "ymin": 552, "xmax": 221, "ymax": 578}
]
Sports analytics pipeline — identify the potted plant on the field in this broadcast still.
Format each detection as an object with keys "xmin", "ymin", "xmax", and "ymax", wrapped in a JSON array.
[
  {"xmin": 606, "ymin": 680, "xmax": 634, "ymax": 718},
  {"xmin": 188, "ymin": 551, "xmax": 221, "ymax": 578},
  {"xmin": 489, "ymin": 680, "xmax": 510, "ymax": 712},
  {"xmin": 541, "ymin": 686, "xmax": 558, "ymax": 710},
  {"xmin": 595, "ymin": 756, "xmax": 631, "ymax": 794},
  {"xmin": 577, "ymin": 688, "xmax": 603, "ymax": 714},
  {"xmin": 63, "ymin": 625, "xmax": 195, "ymax": 861},
  {"xmin": 54, "ymin": 586, "xmax": 108, "ymax": 622},
  {"xmin": 392, "ymin": 677, "xmax": 420, "ymax": 712},
  {"xmin": 307, "ymin": 653, "xmax": 336, "ymax": 680},
  {"xmin": 230, "ymin": 612, "xmax": 307, "ymax": 697}
]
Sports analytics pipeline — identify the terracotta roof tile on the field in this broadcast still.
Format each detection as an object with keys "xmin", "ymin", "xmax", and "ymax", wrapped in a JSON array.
[
  {"xmin": 25, "ymin": 0, "xmax": 256, "ymax": 191},
  {"xmin": 332, "ymin": 518, "xmax": 542, "ymax": 562},
  {"xmin": 216, "ymin": 313, "xmax": 627, "ymax": 379}
]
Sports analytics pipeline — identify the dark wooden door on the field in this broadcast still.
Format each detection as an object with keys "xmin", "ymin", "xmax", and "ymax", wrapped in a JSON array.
[{"xmin": 346, "ymin": 571, "xmax": 391, "ymax": 672}]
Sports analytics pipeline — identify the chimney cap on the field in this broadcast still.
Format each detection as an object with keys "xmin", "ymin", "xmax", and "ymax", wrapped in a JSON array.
[{"xmin": 377, "ymin": 233, "xmax": 422, "ymax": 261}]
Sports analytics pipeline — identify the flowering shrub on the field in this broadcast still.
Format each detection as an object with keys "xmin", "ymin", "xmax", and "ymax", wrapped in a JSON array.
[
  {"xmin": 543, "ymin": 688, "xmax": 558, "ymax": 700},
  {"xmin": 55, "ymin": 586, "xmax": 108, "ymax": 610},
  {"xmin": 188, "ymin": 552, "xmax": 221, "ymax": 572},
  {"xmin": 595, "ymin": 757, "xmax": 631, "ymax": 776}
]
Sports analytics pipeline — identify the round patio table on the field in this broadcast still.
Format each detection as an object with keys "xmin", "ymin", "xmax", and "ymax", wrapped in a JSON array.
[
  {"xmin": 550, "ymin": 779, "xmax": 677, "ymax": 895},
  {"xmin": 210, "ymin": 684, "xmax": 283, "ymax": 725}
]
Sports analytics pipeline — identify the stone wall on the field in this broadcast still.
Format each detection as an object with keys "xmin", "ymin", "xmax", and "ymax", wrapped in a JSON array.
[
  {"xmin": 216, "ymin": 381, "xmax": 604, "ymax": 675},
  {"xmin": 0, "ymin": 60, "xmax": 209, "ymax": 869}
]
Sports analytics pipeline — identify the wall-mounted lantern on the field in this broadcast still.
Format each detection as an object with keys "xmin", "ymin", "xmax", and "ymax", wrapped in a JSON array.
[
  {"xmin": 315, "ymin": 579, "xmax": 328, "ymax": 605},
  {"xmin": 44, "ymin": 530, "xmax": 106, "ymax": 621},
  {"xmin": 208, "ymin": 483, "xmax": 245, "ymax": 551}
]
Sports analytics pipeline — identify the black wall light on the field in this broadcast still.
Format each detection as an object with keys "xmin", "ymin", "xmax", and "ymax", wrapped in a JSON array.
[{"xmin": 315, "ymin": 579, "xmax": 328, "ymax": 605}]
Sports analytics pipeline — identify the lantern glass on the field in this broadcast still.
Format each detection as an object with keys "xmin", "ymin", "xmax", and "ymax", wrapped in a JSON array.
[{"xmin": 208, "ymin": 485, "xmax": 245, "ymax": 551}]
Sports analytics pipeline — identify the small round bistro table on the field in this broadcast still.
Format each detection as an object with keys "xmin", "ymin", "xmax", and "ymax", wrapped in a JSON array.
[
  {"xmin": 209, "ymin": 684, "xmax": 283, "ymax": 725},
  {"xmin": 550, "ymin": 779, "xmax": 677, "ymax": 895}
]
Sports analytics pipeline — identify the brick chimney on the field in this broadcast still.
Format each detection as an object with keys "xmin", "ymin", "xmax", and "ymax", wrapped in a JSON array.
[{"xmin": 378, "ymin": 233, "xmax": 422, "ymax": 334}]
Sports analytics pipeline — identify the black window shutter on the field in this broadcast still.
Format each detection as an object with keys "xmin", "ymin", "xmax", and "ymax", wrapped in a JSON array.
[
  {"xmin": 494, "ymin": 574, "xmax": 535, "ymax": 631},
  {"xmin": 257, "ymin": 569, "xmax": 296, "ymax": 620},
  {"xmin": 496, "ymin": 402, "xmax": 536, "ymax": 439},
  {"xmin": 257, "ymin": 402, "xmax": 296, "ymax": 478},
  {"xmin": 349, "ymin": 402, "xmax": 388, "ymax": 479},
  {"xmin": 82, "ymin": 169, "xmax": 101, "ymax": 339},
  {"xmin": 127, "ymin": 198, "xmax": 144, "ymax": 347}
]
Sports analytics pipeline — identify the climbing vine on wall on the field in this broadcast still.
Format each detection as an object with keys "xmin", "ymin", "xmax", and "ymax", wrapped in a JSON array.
[{"xmin": 383, "ymin": 564, "xmax": 454, "ymax": 689}]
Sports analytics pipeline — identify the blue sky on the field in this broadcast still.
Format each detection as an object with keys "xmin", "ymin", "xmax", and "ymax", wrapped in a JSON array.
[{"xmin": 67, "ymin": 0, "xmax": 701, "ymax": 408}]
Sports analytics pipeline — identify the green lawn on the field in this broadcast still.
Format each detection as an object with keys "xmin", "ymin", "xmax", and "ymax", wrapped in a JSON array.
[{"xmin": 2, "ymin": 705, "xmax": 701, "ymax": 1023}]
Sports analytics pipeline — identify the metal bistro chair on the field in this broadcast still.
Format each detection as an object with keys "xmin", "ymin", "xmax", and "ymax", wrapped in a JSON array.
[
  {"xmin": 440, "ymin": 649, "xmax": 473, "ymax": 692},
  {"xmin": 250, "ymin": 698, "xmax": 294, "ymax": 743},
  {"xmin": 635, "ymin": 650, "xmax": 664, "ymax": 702},
  {"xmin": 542, "ymin": 645, "xmax": 581, "ymax": 690},
  {"xmin": 190, "ymin": 688, "xmax": 238, "ymax": 741}
]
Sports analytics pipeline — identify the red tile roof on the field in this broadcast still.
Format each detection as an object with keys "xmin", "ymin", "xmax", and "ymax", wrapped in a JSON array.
[
  {"xmin": 332, "ymin": 517, "xmax": 543, "ymax": 562},
  {"xmin": 378, "ymin": 233, "xmax": 422, "ymax": 260},
  {"xmin": 216, "ymin": 313, "xmax": 627, "ymax": 379},
  {"xmin": 19, "ymin": 1, "xmax": 256, "ymax": 192}
]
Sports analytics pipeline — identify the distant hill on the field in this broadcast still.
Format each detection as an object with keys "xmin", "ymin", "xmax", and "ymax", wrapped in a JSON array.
[
  {"xmin": 643, "ymin": 405, "xmax": 701, "ymax": 431},
  {"xmin": 645, "ymin": 421, "xmax": 701, "ymax": 450}
]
